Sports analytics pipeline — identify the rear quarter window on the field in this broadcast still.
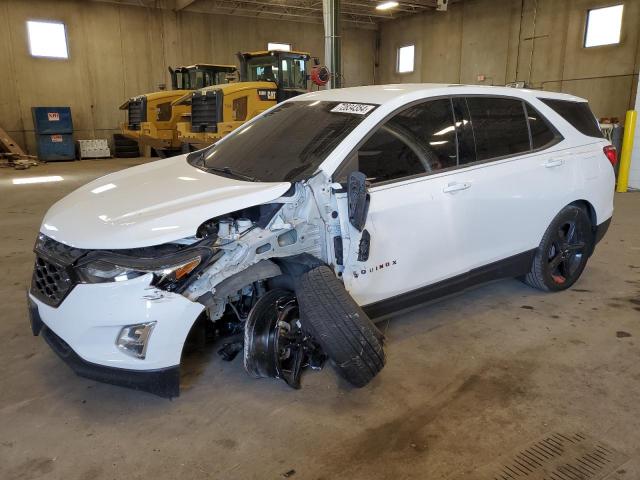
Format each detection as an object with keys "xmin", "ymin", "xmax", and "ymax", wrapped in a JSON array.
[
  {"xmin": 539, "ymin": 98, "xmax": 603, "ymax": 139},
  {"xmin": 525, "ymin": 103, "xmax": 561, "ymax": 150}
]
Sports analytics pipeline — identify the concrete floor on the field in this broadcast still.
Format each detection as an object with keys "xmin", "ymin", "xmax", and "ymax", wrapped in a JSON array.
[{"xmin": 1, "ymin": 158, "xmax": 639, "ymax": 480}]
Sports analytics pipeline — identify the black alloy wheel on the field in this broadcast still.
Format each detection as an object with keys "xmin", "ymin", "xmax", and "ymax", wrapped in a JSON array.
[
  {"xmin": 523, "ymin": 205, "xmax": 594, "ymax": 292},
  {"xmin": 546, "ymin": 218, "xmax": 588, "ymax": 286}
]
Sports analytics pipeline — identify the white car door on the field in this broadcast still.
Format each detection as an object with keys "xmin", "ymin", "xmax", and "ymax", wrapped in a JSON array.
[
  {"xmin": 332, "ymin": 98, "xmax": 470, "ymax": 310},
  {"xmin": 449, "ymin": 96, "xmax": 570, "ymax": 271}
]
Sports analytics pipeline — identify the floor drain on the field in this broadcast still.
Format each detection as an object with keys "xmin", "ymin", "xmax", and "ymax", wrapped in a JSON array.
[{"xmin": 466, "ymin": 432, "xmax": 628, "ymax": 480}]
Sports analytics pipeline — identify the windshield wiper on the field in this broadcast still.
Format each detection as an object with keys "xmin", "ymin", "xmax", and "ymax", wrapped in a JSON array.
[
  {"xmin": 206, "ymin": 166, "xmax": 259, "ymax": 183},
  {"xmin": 187, "ymin": 150, "xmax": 206, "ymax": 166}
]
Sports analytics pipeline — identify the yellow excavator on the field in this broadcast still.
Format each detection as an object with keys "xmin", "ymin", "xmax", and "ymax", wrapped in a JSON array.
[
  {"xmin": 119, "ymin": 64, "xmax": 237, "ymax": 157},
  {"xmin": 175, "ymin": 50, "xmax": 312, "ymax": 150}
]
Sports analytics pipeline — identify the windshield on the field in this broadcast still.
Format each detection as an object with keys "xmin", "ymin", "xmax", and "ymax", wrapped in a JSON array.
[
  {"xmin": 188, "ymin": 100, "xmax": 377, "ymax": 183},
  {"xmin": 280, "ymin": 58, "xmax": 306, "ymax": 89},
  {"xmin": 246, "ymin": 56, "xmax": 306, "ymax": 89},
  {"xmin": 174, "ymin": 69, "xmax": 232, "ymax": 89},
  {"xmin": 246, "ymin": 56, "xmax": 278, "ymax": 82}
]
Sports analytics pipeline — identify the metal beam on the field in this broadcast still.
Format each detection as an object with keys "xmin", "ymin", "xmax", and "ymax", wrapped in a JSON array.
[
  {"xmin": 215, "ymin": 9, "xmax": 377, "ymax": 27},
  {"xmin": 323, "ymin": 0, "xmax": 342, "ymax": 88},
  {"xmin": 191, "ymin": 0, "xmax": 385, "ymax": 24},
  {"xmin": 204, "ymin": 0, "xmax": 398, "ymax": 19},
  {"xmin": 89, "ymin": 0, "xmax": 443, "ymax": 27}
]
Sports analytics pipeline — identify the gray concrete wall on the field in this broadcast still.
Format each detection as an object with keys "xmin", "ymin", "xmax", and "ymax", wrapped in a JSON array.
[
  {"xmin": 0, "ymin": 0, "xmax": 376, "ymax": 154},
  {"xmin": 377, "ymin": 0, "xmax": 640, "ymax": 121}
]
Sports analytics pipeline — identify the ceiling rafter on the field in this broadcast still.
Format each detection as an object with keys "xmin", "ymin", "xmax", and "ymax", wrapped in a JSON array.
[{"xmin": 90, "ymin": 0, "xmax": 455, "ymax": 28}]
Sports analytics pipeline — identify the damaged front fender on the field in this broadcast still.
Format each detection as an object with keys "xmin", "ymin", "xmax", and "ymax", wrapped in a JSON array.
[
  {"xmin": 182, "ymin": 181, "xmax": 331, "ymax": 319},
  {"xmin": 196, "ymin": 260, "xmax": 282, "ymax": 319}
]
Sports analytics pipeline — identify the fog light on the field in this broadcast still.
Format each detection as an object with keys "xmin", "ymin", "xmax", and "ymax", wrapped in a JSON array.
[{"xmin": 117, "ymin": 322, "xmax": 156, "ymax": 359}]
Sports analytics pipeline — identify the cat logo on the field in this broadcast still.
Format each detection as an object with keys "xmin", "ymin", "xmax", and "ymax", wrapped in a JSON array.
[{"xmin": 257, "ymin": 89, "xmax": 277, "ymax": 101}]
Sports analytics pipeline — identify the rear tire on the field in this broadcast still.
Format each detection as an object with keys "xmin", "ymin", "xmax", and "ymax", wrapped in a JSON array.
[
  {"xmin": 296, "ymin": 266, "xmax": 385, "ymax": 387},
  {"xmin": 524, "ymin": 205, "xmax": 594, "ymax": 292}
]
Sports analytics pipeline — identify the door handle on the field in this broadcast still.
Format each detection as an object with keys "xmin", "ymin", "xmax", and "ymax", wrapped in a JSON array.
[
  {"xmin": 442, "ymin": 182, "xmax": 471, "ymax": 193},
  {"xmin": 544, "ymin": 158, "xmax": 564, "ymax": 168}
]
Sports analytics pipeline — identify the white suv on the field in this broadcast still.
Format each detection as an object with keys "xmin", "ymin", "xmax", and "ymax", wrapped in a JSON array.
[{"xmin": 28, "ymin": 84, "xmax": 615, "ymax": 396}]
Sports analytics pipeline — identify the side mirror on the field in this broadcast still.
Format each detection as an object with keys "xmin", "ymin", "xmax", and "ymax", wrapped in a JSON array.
[{"xmin": 347, "ymin": 171, "xmax": 370, "ymax": 231}]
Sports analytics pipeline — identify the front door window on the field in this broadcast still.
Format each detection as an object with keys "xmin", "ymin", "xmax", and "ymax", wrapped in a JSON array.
[{"xmin": 336, "ymin": 98, "xmax": 457, "ymax": 184}]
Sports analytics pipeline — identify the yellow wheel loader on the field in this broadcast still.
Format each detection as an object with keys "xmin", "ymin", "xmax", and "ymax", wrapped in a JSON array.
[
  {"xmin": 175, "ymin": 50, "xmax": 311, "ymax": 150},
  {"xmin": 119, "ymin": 64, "xmax": 237, "ymax": 157}
]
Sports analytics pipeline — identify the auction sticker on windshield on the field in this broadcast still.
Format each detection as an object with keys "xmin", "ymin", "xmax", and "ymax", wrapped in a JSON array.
[{"xmin": 330, "ymin": 103, "xmax": 376, "ymax": 115}]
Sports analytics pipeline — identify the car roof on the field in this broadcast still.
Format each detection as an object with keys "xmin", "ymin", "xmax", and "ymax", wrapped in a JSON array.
[{"xmin": 293, "ymin": 84, "xmax": 588, "ymax": 105}]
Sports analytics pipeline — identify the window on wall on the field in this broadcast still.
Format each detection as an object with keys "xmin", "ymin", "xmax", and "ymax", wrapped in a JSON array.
[
  {"xmin": 27, "ymin": 20, "xmax": 69, "ymax": 58},
  {"xmin": 268, "ymin": 42, "xmax": 291, "ymax": 51},
  {"xmin": 397, "ymin": 45, "xmax": 415, "ymax": 73},
  {"xmin": 584, "ymin": 4, "xmax": 624, "ymax": 48}
]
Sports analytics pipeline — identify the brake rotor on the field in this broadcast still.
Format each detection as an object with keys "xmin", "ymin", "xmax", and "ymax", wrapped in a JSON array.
[{"xmin": 243, "ymin": 290, "xmax": 324, "ymax": 389}]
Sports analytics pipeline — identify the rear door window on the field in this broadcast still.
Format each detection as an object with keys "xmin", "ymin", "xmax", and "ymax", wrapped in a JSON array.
[
  {"xmin": 525, "ymin": 103, "xmax": 560, "ymax": 149},
  {"xmin": 539, "ymin": 98, "xmax": 603, "ymax": 138},
  {"xmin": 451, "ymin": 97, "xmax": 476, "ymax": 165},
  {"xmin": 466, "ymin": 97, "xmax": 531, "ymax": 161}
]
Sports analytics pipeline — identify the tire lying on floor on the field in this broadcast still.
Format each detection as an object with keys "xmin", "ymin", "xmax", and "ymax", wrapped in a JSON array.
[{"xmin": 295, "ymin": 265, "xmax": 385, "ymax": 387}]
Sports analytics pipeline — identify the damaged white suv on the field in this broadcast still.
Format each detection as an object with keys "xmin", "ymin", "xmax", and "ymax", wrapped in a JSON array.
[{"xmin": 28, "ymin": 84, "xmax": 615, "ymax": 397}]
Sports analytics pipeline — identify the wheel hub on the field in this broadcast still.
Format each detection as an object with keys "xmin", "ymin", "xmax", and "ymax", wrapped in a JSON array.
[
  {"xmin": 547, "ymin": 219, "xmax": 587, "ymax": 285},
  {"xmin": 243, "ymin": 292, "xmax": 325, "ymax": 389}
]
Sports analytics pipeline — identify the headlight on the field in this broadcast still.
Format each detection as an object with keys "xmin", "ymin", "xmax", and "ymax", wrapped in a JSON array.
[
  {"xmin": 77, "ymin": 256, "xmax": 201, "ymax": 289},
  {"xmin": 154, "ymin": 257, "xmax": 202, "ymax": 288},
  {"xmin": 78, "ymin": 260, "xmax": 145, "ymax": 283}
]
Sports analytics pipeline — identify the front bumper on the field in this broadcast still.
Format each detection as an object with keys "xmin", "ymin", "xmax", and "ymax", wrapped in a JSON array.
[
  {"xmin": 28, "ymin": 273, "xmax": 204, "ymax": 397},
  {"xmin": 32, "ymin": 306, "xmax": 179, "ymax": 398}
]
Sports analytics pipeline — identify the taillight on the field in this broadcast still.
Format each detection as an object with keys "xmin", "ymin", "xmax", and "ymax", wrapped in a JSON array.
[{"xmin": 603, "ymin": 145, "xmax": 617, "ymax": 167}]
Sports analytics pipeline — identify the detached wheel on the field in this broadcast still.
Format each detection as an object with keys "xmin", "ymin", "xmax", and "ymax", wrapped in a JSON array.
[
  {"xmin": 244, "ymin": 289, "xmax": 305, "ymax": 388},
  {"xmin": 296, "ymin": 266, "xmax": 385, "ymax": 387},
  {"xmin": 524, "ymin": 205, "xmax": 594, "ymax": 291}
]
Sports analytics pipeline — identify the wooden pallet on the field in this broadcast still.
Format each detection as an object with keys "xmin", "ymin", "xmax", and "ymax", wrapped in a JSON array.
[{"xmin": 0, "ymin": 125, "xmax": 25, "ymax": 156}]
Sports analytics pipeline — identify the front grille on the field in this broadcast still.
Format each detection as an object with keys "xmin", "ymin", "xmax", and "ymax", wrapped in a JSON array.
[
  {"xmin": 190, "ymin": 90, "xmax": 221, "ymax": 133},
  {"xmin": 127, "ymin": 97, "xmax": 147, "ymax": 130},
  {"xmin": 30, "ymin": 234, "xmax": 85, "ymax": 308},
  {"xmin": 31, "ymin": 256, "xmax": 74, "ymax": 307}
]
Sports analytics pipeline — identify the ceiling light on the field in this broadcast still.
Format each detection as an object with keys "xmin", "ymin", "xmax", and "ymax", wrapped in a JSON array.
[
  {"xmin": 12, "ymin": 176, "xmax": 63, "ymax": 185},
  {"xmin": 376, "ymin": 1, "xmax": 399, "ymax": 10}
]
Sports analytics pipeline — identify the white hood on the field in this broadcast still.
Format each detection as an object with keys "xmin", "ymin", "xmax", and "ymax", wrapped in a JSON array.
[{"xmin": 41, "ymin": 156, "xmax": 291, "ymax": 249}]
